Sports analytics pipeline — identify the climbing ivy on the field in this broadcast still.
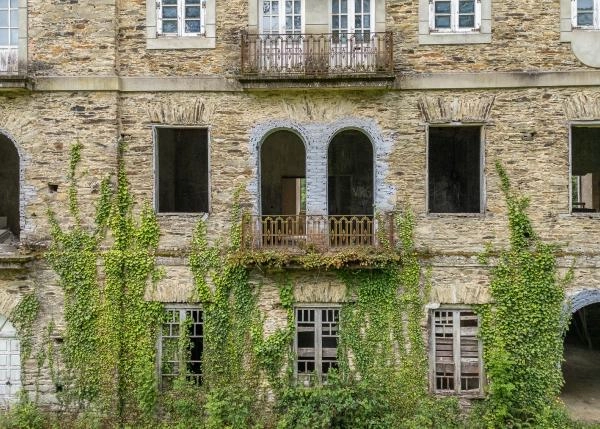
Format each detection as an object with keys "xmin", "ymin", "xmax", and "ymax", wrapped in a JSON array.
[
  {"xmin": 10, "ymin": 292, "xmax": 40, "ymax": 364},
  {"xmin": 477, "ymin": 162, "xmax": 571, "ymax": 428}
]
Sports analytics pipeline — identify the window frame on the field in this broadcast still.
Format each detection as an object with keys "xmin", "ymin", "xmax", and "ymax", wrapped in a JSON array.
[
  {"xmin": 429, "ymin": 0, "xmax": 481, "ymax": 33},
  {"xmin": 419, "ymin": 0, "xmax": 491, "ymax": 45},
  {"xmin": 430, "ymin": 307, "xmax": 484, "ymax": 397},
  {"xmin": 569, "ymin": 122, "xmax": 600, "ymax": 215},
  {"xmin": 0, "ymin": 0, "xmax": 27, "ymax": 75},
  {"xmin": 426, "ymin": 123, "xmax": 486, "ymax": 216},
  {"xmin": 157, "ymin": 0, "xmax": 205, "ymax": 38},
  {"xmin": 571, "ymin": 0, "xmax": 600, "ymax": 29},
  {"xmin": 294, "ymin": 305, "xmax": 341, "ymax": 385},
  {"xmin": 260, "ymin": 0, "xmax": 305, "ymax": 34},
  {"xmin": 153, "ymin": 125, "xmax": 211, "ymax": 215},
  {"xmin": 157, "ymin": 304, "xmax": 204, "ymax": 390},
  {"xmin": 329, "ymin": 0, "xmax": 376, "ymax": 35},
  {"xmin": 146, "ymin": 0, "xmax": 216, "ymax": 49}
]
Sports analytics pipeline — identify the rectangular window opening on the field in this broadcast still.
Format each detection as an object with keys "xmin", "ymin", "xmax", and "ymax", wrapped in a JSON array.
[
  {"xmin": 295, "ymin": 307, "xmax": 340, "ymax": 385},
  {"xmin": 571, "ymin": 126, "xmax": 600, "ymax": 213},
  {"xmin": 156, "ymin": 127, "xmax": 209, "ymax": 214},
  {"xmin": 428, "ymin": 126, "xmax": 482, "ymax": 214},
  {"xmin": 159, "ymin": 307, "xmax": 204, "ymax": 390},
  {"xmin": 432, "ymin": 309, "xmax": 483, "ymax": 395}
]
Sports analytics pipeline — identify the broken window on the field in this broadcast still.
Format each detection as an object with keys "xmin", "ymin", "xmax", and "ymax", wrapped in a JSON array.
[
  {"xmin": 156, "ymin": 127, "xmax": 209, "ymax": 213},
  {"xmin": 0, "ymin": 133, "xmax": 19, "ymax": 241},
  {"xmin": 296, "ymin": 307, "xmax": 340, "ymax": 384},
  {"xmin": 159, "ymin": 306, "xmax": 203, "ymax": 389},
  {"xmin": 571, "ymin": 126, "xmax": 600, "ymax": 213},
  {"xmin": 428, "ymin": 126, "xmax": 482, "ymax": 213},
  {"xmin": 432, "ymin": 309, "xmax": 483, "ymax": 395}
]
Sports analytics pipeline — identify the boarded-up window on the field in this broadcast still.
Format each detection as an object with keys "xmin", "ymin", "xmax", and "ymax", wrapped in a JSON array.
[
  {"xmin": 432, "ymin": 309, "xmax": 482, "ymax": 395},
  {"xmin": 159, "ymin": 307, "xmax": 203, "ymax": 389},
  {"xmin": 296, "ymin": 307, "xmax": 340, "ymax": 384},
  {"xmin": 156, "ymin": 128, "xmax": 209, "ymax": 213}
]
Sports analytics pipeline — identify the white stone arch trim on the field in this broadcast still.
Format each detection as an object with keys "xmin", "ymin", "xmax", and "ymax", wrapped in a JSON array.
[
  {"xmin": 566, "ymin": 288, "xmax": 600, "ymax": 313},
  {"xmin": 248, "ymin": 120, "xmax": 312, "ymax": 216}
]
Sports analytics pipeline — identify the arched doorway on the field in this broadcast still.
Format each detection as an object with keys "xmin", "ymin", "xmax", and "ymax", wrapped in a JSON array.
[
  {"xmin": 562, "ymin": 291, "xmax": 600, "ymax": 423},
  {"xmin": 259, "ymin": 130, "xmax": 306, "ymax": 246},
  {"xmin": 327, "ymin": 130, "xmax": 374, "ymax": 246},
  {"xmin": 0, "ymin": 314, "xmax": 21, "ymax": 404},
  {"xmin": 0, "ymin": 133, "xmax": 19, "ymax": 241}
]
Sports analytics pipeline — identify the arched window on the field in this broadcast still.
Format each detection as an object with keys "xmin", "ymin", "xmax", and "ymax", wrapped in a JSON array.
[
  {"xmin": 0, "ymin": 133, "xmax": 19, "ymax": 241},
  {"xmin": 0, "ymin": 314, "xmax": 21, "ymax": 404}
]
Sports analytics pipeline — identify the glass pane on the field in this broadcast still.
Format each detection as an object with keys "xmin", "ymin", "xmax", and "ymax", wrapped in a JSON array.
[
  {"xmin": 435, "ymin": 1, "xmax": 451, "ymax": 14},
  {"xmin": 271, "ymin": 18, "xmax": 278, "ymax": 31},
  {"xmin": 285, "ymin": 16, "xmax": 292, "ymax": 29},
  {"xmin": 294, "ymin": 16, "xmax": 301, "ymax": 29},
  {"xmin": 185, "ymin": 6, "xmax": 200, "ymax": 18},
  {"xmin": 458, "ymin": 14, "xmax": 474, "ymax": 28},
  {"xmin": 578, "ymin": 0, "xmax": 594, "ymax": 11},
  {"xmin": 340, "ymin": 0, "xmax": 347, "ymax": 12},
  {"xmin": 341, "ymin": 15, "xmax": 347, "ymax": 28},
  {"xmin": 0, "ymin": 29, "xmax": 8, "ymax": 45},
  {"xmin": 294, "ymin": 0, "xmax": 301, "ymax": 14},
  {"xmin": 577, "ymin": 12, "xmax": 593, "ymax": 25},
  {"xmin": 363, "ymin": 15, "xmax": 370, "ymax": 29},
  {"xmin": 163, "ymin": 0, "xmax": 177, "ymax": 3},
  {"xmin": 162, "ymin": 20, "xmax": 178, "ymax": 33},
  {"xmin": 332, "ymin": 15, "xmax": 339, "ymax": 28},
  {"xmin": 187, "ymin": 0, "xmax": 201, "ymax": 3},
  {"xmin": 263, "ymin": 1, "xmax": 271, "ymax": 14},
  {"xmin": 286, "ymin": 0, "xmax": 292, "ymax": 14},
  {"xmin": 355, "ymin": 0, "xmax": 361, "ymax": 13},
  {"xmin": 9, "ymin": 27, "xmax": 16, "ymax": 43},
  {"xmin": 0, "ymin": 0, "xmax": 8, "ymax": 9},
  {"xmin": 459, "ymin": 1, "xmax": 474, "ymax": 13},
  {"xmin": 185, "ymin": 20, "xmax": 201, "ymax": 32},
  {"xmin": 162, "ymin": 6, "xmax": 178, "ymax": 19},
  {"xmin": 9, "ymin": 9, "xmax": 17, "ymax": 26},
  {"xmin": 272, "ymin": 0, "xmax": 278, "ymax": 14},
  {"xmin": 0, "ymin": 11, "xmax": 7, "ymax": 27},
  {"xmin": 355, "ymin": 16, "xmax": 362, "ymax": 28},
  {"xmin": 435, "ymin": 15, "xmax": 451, "ymax": 28},
  {"xmin": 262, "ymin": 17, "xmax": 270, "ymax": 31},
  {"xmin": 363, "ymin": 0, "xmax": 370, "ymax": 11},
  {"xmin": 9, "ymin": 0, "xmax": 16, "ymax": 7},
  {"xmin": 332, "ymin": 0, "xmax": 338, "ymax": 12}
]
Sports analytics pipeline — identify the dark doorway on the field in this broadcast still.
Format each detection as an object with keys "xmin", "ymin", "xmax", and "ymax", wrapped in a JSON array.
[
  {"xmin": 0, "ymin": 133, "xmax": 19, "ymax": 239},
  {"xmin": 260, "ymin": 130, "xmax": 306, "ymax": 216},
  {"xmin": 327, "ymin": 130, "xmax": 373, "ymax": 216},
  {"xmin": 562, "ymin": 303, "xmax": 600, "ymax": 423}
]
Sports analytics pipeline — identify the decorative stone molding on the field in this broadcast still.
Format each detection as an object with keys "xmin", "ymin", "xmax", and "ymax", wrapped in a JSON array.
[
  {"xmin": 563, "ymin": 93, "xmax": 600, "ymax": 120},
  {"xmin": 147, "ymin": 98, "xmax": 216, "ymax": 125},
  {"xmin": 418, "ymin": 96, "xmax": 495, "ymax": 123},
  {"xmin": 566, "ymin": 288, "xmax": 600, "ymax": 313},
  {"xmin": 281, "ymin": 96, "xmax": 353, "ymax": 122}
]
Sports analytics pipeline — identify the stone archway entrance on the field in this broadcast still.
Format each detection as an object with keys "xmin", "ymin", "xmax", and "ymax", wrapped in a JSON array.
[
  {"xmin": 0, "ymin": 314, "xmax": 21, "ymax": 405},
  {"xmin": 562, "ymin": 290, "xmax": 600, "ymax": 423}
]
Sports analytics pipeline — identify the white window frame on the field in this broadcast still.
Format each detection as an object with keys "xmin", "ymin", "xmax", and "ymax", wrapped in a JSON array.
[
  {"xmin": 260, "ymin": 0, "xmax": 305, "ymax": 34},
  {"xmin": 430, "ymin": 308, "xmax": 484, "ymax": 397},
  {"xmin": 157, "ymin": 0, "xmax": 205, "ymax": 38},
  {"xmin": 0, "ymin": 0, "xmax": 27, "ymax": 75},
  {"xmin": 158, "ymin": 305, "xmax": 204, "ymax": 389},
  {"xmin": 429, "ymin": 0, "xmax": 481, "ymax": 33},
  {"xmin": 146, "ymin": 0, "xmax": 216, "ymax": 49},
  {"xmin": 329, "ymin": 0, "xmax": 376, "ymax": 35},
  {"xmin": 295, "ymin": 306, "xmax": 340, "ymax": 385},
  {"xmin": 571, "ymin": 0, "xmax": 600, "ymax": 29},
  {"xmin": 419, "ymin": 0, "xmax": 491, "ymax": 44}
]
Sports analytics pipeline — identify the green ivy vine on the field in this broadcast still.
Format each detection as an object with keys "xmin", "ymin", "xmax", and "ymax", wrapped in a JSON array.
[{"xmin": 10, "ymin": 292, "xmax": 40, "ymax": 364}]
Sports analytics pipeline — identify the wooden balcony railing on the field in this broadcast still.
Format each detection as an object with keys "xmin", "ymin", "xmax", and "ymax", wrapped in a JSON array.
[
  {"xmin": 241, "ymin": 214, "xmax": 395, "ymax": 250},
  {"xmin": 240, "ymin": 31, "xmax": 393, "ymax": 76},
  {"xmin": 0, "ymin": 47, "xmax": 18, "ymax": 74}
]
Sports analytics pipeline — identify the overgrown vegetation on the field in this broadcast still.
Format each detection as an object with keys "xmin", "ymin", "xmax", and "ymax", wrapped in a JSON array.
[{"xmin": 4, "ymin": 148, "xmax": 598, "ymax": 428}]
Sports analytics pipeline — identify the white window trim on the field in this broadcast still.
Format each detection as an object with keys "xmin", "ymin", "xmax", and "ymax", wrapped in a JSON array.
[
  {"xmin": 329, "ymin": 0, "xmax": 376, "ymax": 33},
  {"xmin": 260, "ymin": 0, "xmax": 306, "ymax": 34},
  {"xmin": 562, "ymin": 0, "xmax": 600, "ymax": 42},
  {"xmin": 157, "ymin": 0, "xmax": 205, "ymax": 37},
  {"xmin": 0, "ymin": 0, "xmax": 27, "ymax": 75},
  {"xmin": 569, "ymin": 122, "xmax": 600, "ymax": 215},
  {"xmin": 571, "ymin": 0, "xmax": 600, "ymax": 29},
  {"xmin": 428, "ymin": 0, "xmax": 481, "ymax": 33},
  {"xmin": 419, "ymin": 0, "xmax": 491, "ymax": 44},
  {"xmin": 146, "ymin": 0, "xmax": 216, "ymax": 49}
]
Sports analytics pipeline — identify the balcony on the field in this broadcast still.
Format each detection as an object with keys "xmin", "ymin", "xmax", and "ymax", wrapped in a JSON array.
[
  {"xmin": 0, "ymin": 47, "xmax": 28, "ymax": 90},
  {"xmin": 241, "ymin": 214, "xmax": 395, "ymax": 251},
  {"xmin": 239, "ymin": 31, "xmax": 395, "ymax": 89}
]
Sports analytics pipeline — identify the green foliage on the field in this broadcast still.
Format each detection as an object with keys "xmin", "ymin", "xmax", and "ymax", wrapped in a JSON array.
[
  {"xmin": 477, "ymin": 162, "xmax": 571, "ymax": 428},
  {"xmin": 0, "ymin": 394, "xmax": 45, "ymax": 429},
  {"xmin": 10, "ymin": 292, "xmax": 40, "ymax": 363}
]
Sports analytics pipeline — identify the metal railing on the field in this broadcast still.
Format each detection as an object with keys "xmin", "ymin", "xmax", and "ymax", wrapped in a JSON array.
[
  {"xmin": 240, "ymin": 31, "xmax": 393, "ymax": 76},
  {"xmin": 241, "ymin": 214, "xmax": 395, "ymax": 249},
  {"xmin": 0, "ymin": 47, "xmax": 18, "ymax": 74}
]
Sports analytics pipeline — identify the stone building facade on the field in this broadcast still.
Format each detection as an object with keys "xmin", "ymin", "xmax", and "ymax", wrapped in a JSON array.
[{"xmin": 0, "ymin": 0, "xmax": 599, "ymax": 405}]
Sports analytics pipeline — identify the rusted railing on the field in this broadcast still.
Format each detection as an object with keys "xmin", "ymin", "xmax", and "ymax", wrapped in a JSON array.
[
  {"xmin": 240, "ymin": 31, "xmax": 393, "ymax": 76},
  {"xmin": 0, "ymin": 47, "xmax": 18, "ymax": 74},
  {"xmin": 242, "ymin": 214, "xmax": 395, "ymax": 249}
]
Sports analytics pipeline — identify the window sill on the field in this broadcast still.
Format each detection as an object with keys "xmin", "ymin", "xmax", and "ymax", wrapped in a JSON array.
[
  {"xmin": 427, "ymin": 212, "xmax": 485, "ymax": 217},
  {"xmin": 156, "ymin": 212, "xmax": 210, "ymax": 217},
  {"xmin": 146, "ymin": 37, "xmax": 216, "ymax": 50},
  {"xmin": 419, "ymin": 32, "xmax": 491, "ymax": 45}
]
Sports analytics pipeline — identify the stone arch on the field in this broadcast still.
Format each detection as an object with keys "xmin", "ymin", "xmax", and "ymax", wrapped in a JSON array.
[
  {"xmin": 566, "ymin": 289, "xmax": 600, "ymax": 314},
  {"xmin": 0, "ymin": 130, "xmax": 20, "ymax": 238}
]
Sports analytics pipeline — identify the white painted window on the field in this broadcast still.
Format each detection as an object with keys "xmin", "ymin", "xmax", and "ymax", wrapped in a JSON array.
[
  {"xmin": 0, "ymin": 0, "xmax": 18, "ymax": 73},
  {"xmin": 430, "ymin": 0, "xmax": 481, "ymax": 32},
  {"xmin": 331, "ymin": 0, "xmax": 374, "ymax": 39},
  {"xmin": 261, "ymin": 0, "xmax": 303, "ymax": 34},
  {"xmin": 571, "ymin": 0, "xmax": 600, "ymax": 28},
  {"xmin": 295, "ymin": 307, "xmax": 340, "ymax": 384},
  {"xmin": 157, "ymin": 0, "xmax": 205, "ymax": 37},
  {"xmin": 0, "ymin": 315, "xmax": 21, "ymax": 404},
  {"xmin": 431, "ymin": 309, "xmax": 483, "ymax": 395},
  {"xmin": 158, "ymin": 307, "xmax": 203, "ymax": 389}
]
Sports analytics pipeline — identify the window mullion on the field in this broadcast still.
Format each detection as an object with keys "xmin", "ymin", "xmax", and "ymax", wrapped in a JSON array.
[
  {"xmin": 316, "ymin": 309, "xmax": 322, "ymax": 381},
  {"xmin": 453, "ymin": 311, "xmax": 461, "ymax": 393},
  {"xmin": 453, "ymin": 0, "xmax": 459, "ymax": 31},
  {"xmin": 178, "ymin": 0, "xmax": 184, "ymax": 37}
]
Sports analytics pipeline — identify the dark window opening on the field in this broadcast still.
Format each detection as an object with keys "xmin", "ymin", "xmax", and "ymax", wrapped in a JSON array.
[
  {"xmin": 156, "ymin": 128, "xmax": 209, "ymax": 213},
  {"xmin": 327, "ymin": 130, "xmax": 373, "ymax": 216},
  {"xmin": 428, "ymin": 126, "xmax": 481, "ymax": 213},
  {"xmin": 260, "ymin": 131, "xmax": 306, "ymax": 216},
  {"xmin": 0, "ymin": 133, "xmax": 19, "ymax": 241},
  {"xmin": 571, "ymin": 127, "xmax": 600, "ymax": 213}
]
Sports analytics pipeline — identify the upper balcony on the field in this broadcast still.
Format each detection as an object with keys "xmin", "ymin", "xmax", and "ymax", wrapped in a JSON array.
[{"xmin": 239, "ymin": 31, "xmax": 395, "ymax": 89}]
